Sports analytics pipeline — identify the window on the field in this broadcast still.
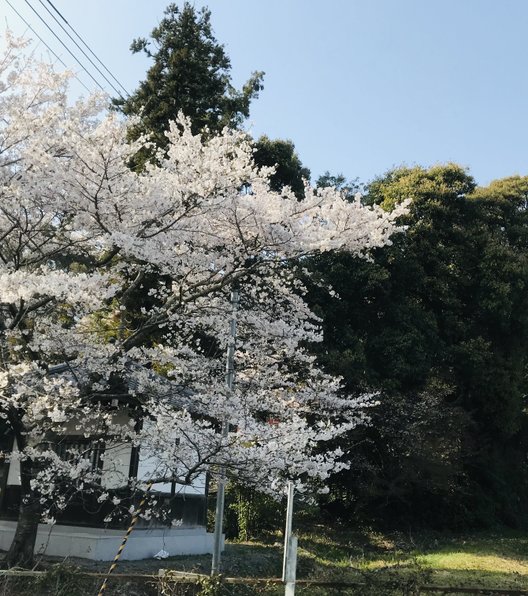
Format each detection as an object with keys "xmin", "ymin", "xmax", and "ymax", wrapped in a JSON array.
[{"xmin": 54, "ymin": 438, "xmax": 104, "ymax": 472}]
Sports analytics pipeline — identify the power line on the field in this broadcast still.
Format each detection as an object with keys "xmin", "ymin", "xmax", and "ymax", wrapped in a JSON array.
[
  {"xmin": 4, "ymin": 0, "xmax": 92, "ymax": 94},
  {"xmin": 37, "ymin": 0, "xmax": 128, "ymax": 99},
  {"xmin": 5, "ymin": 0, "xmax": 131, "ymax": 100},
  {"xmin": 23, "ymin": 0, "xmax": 107, "ymax": 93},
  {"xmin": 44, "ymin": 0, "xmax": 129, "ymax": 98}
]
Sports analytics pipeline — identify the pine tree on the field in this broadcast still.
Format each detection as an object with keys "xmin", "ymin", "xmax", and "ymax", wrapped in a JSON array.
[{"xmin": 113, "ymin": 2, "xmax": 264, "ymax": 146}]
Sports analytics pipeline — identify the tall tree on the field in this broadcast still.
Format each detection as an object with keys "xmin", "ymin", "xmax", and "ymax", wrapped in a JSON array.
[
  {"xmin": 116, "ymin": 3, "xmax": 314, "ymax": 199},
  {"xmin": 113, "ymin": 2, "xmax": 264, "ymax": 146},
  {"xmin": 0, "ymin": 39, "xmax": 405, "ymax": 566}
]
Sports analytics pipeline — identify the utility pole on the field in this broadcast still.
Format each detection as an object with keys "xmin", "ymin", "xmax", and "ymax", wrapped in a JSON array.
[
  {"xmin": 211, "ymin": 287, "xmax": 239, "ymax": 575},
  {"xmin": 283, "ymin": 481, "xmax": 298, "ymax": 595}
]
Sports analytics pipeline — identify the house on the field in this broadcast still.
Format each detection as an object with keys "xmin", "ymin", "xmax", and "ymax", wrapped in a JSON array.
[{"xmin": 0, "ymin": 365, "xmax": 220, "ymax": 561}]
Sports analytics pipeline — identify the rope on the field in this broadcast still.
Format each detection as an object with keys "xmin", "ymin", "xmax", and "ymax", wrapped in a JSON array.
[{"xmin": 97, "ymin": 480, "xmax": 154, "ymax": 596}]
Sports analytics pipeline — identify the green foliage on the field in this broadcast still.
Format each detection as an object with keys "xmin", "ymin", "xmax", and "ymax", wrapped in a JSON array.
[
  {"xmin": 197, "ymin": 574, "xmax": 224, "ymax": 596},
  {"xmin": 114, "ymin": 2, "xmax": 264, "ymax": 147},
  {"xmin": 472, "ymin": 174, "xmax": 528, "ymax": 209},
  {"xmin": 308, "ymin": 164, "xmax": 528, "ymax": 528},
  {"xmin": 33, "ymin": 565, "xmax": 86, "ymax": 596},
  {"xmin": 253, "ymin": 136, "xmax": 310, "ymax": 199},
  {"xmin": 222, "ymin": 483, "xmax": 283, "ymax": 541},
  {"xmin": 112, "ymin": 0, "xmax": 528, "ymax": 531},
  {"xmin": 366, "ymin": 163, "xmax": 475, "ymax": 210},
  {"xmin": 316, "ymin": 171, "xmax": 363, "ymax": 200}
]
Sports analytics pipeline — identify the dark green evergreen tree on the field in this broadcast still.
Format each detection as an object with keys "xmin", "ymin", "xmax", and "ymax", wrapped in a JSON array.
[
  {"xmin": 316, "ymin": 171, "xmax": 363, "ymax": 200},
  {"xmin": 113, "ymin": 2, "xmax": 264, "ymax": 146},
  {"xmin": 115, "ymin": 3, "xmax": 314, "ymax": 200}
]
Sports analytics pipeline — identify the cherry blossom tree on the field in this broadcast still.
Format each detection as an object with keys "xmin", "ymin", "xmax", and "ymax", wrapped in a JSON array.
[{"xmin": 0, "ymin": 34, "xmax": 407, "ymax": 567}]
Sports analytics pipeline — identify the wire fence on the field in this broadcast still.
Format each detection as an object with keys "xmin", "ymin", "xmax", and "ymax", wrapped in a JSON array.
[
  {"xmin": 1, "ymin": 568, "xmax": 528, "ymax": 596},
  {"xmin": 158, "ymin": 572, "xmax": 528, "ymax": 596}
]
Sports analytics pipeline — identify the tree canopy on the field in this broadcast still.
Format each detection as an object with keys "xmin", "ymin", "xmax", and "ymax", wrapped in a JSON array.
[
  {"xmin": 308, "ymin": 164, "xmax": 528, "ymax": 527},
  {"xmin": 0, "ymin": 36, "xmax": 405, "ymax": 566},
  {"xmin": 252, "ymin": 136, "xmax": 310, "ymax": 199},
  {"xmin": 113, "ymin": 2, "xmax": 263, "ymax": 146}
]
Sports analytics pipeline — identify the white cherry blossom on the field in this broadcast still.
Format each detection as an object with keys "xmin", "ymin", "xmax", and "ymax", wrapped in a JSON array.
[{"xmin": 0, "ymin": 35, "xmax": 406, "ymax": 551}]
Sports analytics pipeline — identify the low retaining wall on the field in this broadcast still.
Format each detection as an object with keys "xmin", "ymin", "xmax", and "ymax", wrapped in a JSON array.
[{"xmin": 0, "ymin": 521, "xmax": 220, "ymax": 560}]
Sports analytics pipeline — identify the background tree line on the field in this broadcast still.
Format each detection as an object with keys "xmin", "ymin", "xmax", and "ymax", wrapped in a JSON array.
[
  {"xmin": 116, "ymin": 2, "xmax": 528, "ymax": 532},
  {"xmin": 311, "ymin": 167, "xmax": 528, "ymax": 529}
]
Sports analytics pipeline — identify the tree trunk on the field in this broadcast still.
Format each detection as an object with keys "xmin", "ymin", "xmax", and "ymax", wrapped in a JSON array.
[
  {"xmin": 4, "ymin": 459, "xmax": 41, "ymax": 568},
  {"xmin": 4, "ymin": 500, "xmax": 40, "ymax": 568}
]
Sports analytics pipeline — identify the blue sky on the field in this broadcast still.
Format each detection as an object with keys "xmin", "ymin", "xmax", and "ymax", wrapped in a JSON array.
[{"xmin": 2, "ymin": 0, "xmax": 527, "ymax": 186}]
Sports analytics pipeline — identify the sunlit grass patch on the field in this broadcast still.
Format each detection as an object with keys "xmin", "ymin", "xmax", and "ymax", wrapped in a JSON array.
[
  {"xmin": 285, "ymin": 525, "xmax": 528, "ymax": 590},
  {"xmin": 418, "ymin": 551, "xmax": 528, "ymax": 574}
]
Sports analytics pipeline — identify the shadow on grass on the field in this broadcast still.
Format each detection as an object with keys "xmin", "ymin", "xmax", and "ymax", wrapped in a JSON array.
[
  {"xmin": 158, "ymin": 542, "xmax": 284, "ymax": 578},
  {"xmin": 4, "ymin": 525, "xmax": 527, "ymax": 593},
  {"xmin": 158, "ymin": 525, "xmax": 528, "ymax": 590},
  {"xmin": 278, "ymin": 524, "xmax": 528, "ymax": 590}
]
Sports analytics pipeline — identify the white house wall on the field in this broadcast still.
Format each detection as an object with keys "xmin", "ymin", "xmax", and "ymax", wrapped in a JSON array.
[
  {"xmin": 137, "ymin": 418, "xmax": 206, "ymax": 495},
  {"xmin": 136, "ymin": 447, "xmax": 173, "ymax": 493},
  {"xmin": 0, "ymin": 521, "xmax": 220, "ymax": 560},
  {"xmin": 173, "ymin": 473, "xmax": 207, "ymax": 496},
  {"xmin": 101, "ymin": 442, "xmax": 132, "ymax": 489},
  {"xmin": 5, "ymin": 411, "xmax": 207, "ymax": 495},
  {"xmin": 136, "ymin": 455, "xmax": 207, "ymax": 495}
]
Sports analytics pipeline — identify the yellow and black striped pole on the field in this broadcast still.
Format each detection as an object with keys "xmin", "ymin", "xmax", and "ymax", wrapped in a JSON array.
[{"xmin": 97, "ymin": 480, "xmax": 154, "ymax": 596}]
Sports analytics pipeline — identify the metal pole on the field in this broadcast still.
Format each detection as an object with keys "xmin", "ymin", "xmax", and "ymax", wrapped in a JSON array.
[
  {"xmin": 282, "ymin": 481, "xmax": 294, "ymax": 581},
  {"xmin": 284, "ymin": 535, "xmax": 298, "ymax": 596},
  {"xmin": 211, "ymin": 288, "xmax": 239, "ymax": 575}
]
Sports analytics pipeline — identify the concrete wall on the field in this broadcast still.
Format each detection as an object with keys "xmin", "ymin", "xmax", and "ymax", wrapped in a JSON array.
[{"xmin": 0, "ymin": 521, "xmax": 221, "ymax": 561}]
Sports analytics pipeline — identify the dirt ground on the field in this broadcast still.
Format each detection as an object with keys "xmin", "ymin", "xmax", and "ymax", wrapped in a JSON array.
[
  {"xmin": 0, "ymin": 543, "xmax": 285, "ymax": 596},
  {"xmin": 0, "ymin": 540, "xmax": 285, "ymax": 577}
]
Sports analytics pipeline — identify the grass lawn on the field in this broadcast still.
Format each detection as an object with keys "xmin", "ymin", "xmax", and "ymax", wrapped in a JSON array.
[
  {"xmin": 200, "ymin": 525, "xmax": 528, "ymax": 592},
  {"xmin": 293, "ymin": 524, "xmax": 528, "ymax": 591},
  {"xmin": 128, "ymin": 524, "xmax": 528, "ymax": 593},
  {"xmin": 2, "ymin": 525, "xmax": 528, "ymax": 594}
]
